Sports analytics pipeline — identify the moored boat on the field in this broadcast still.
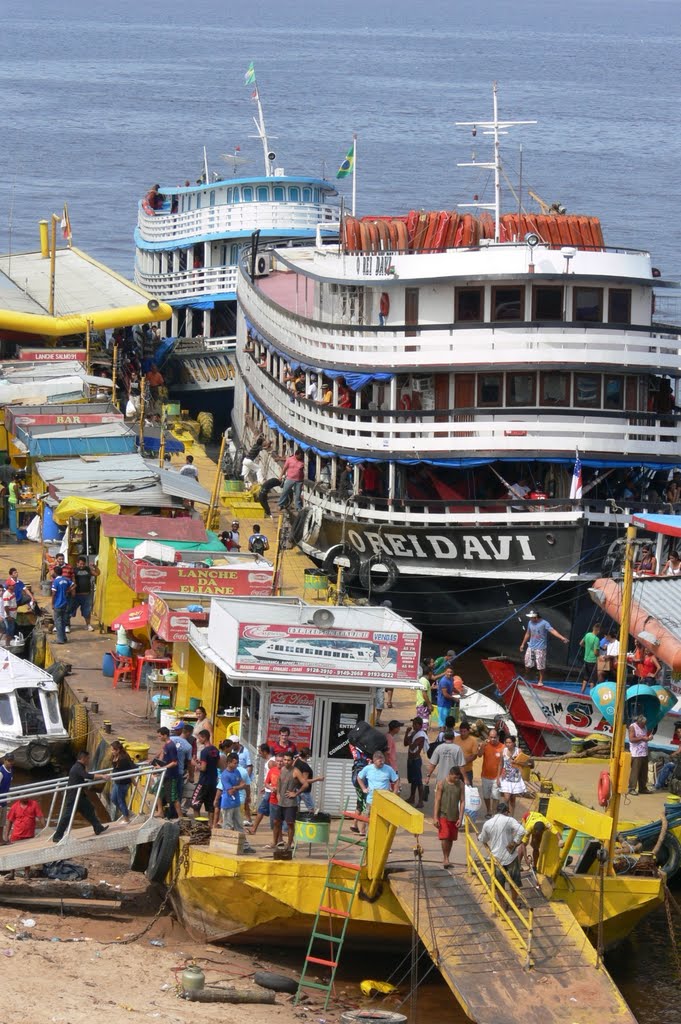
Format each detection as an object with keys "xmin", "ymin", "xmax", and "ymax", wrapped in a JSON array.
[{"xmin": 0, "ymin": 651, "xmax": 69, "ymax": 768}]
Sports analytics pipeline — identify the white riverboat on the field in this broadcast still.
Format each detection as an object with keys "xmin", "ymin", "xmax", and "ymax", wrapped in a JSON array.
[
  {"xmin": 0, "ymin": 652, "xmax": 69, "ymax": 768},
  {"xmin": 233, "ymin": 87, "xmax": 681, "ymax": 654},
  {"xmin": 133, "ymin": 78, "xmax": 338, "ymax": 409}
]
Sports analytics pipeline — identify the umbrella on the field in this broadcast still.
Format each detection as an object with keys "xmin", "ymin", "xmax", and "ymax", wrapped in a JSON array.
[{"xmin": 111, "ymin": 604, "xmax": 150, "ymax": 631}]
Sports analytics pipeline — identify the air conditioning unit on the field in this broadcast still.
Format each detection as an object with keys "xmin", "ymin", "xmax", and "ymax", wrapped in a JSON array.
[{"xmin": 254, "ymin": 253, "xmax": 273, "ymax": 277}]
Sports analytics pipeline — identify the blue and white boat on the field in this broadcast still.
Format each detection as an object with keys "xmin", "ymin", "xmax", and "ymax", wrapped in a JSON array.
[{"xmin": 133, "ymin": 75, "xmax": 338, "ymax": 402}]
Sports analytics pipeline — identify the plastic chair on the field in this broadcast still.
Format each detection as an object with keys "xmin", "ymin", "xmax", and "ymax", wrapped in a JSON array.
[
  {"xmin": 225, "ymin": 720, "xmax": 241, "ymax": 737},
  {"xmin": 111, "ymin": 651, "xmax": 136, "ymax": 689}
]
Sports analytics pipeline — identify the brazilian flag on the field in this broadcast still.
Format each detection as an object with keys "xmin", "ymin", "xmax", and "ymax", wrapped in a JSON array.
[{"xmin": 336, "ymin": 142, "xmax": 355, "ymax": 179}]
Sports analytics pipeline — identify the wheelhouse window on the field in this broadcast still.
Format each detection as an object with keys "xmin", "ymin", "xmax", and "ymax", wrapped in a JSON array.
[
  {"xmin": 289, "ymin": 187, "xmax": 300, "ymax": 201},
  {"xmin": 608, "ymin": 289, "xmax": 632, "ymax": 324},
  {"xmin": 533, "ymin": 286, "xmax": 564, "ymax": 321},
  {"xmin": 575, "ymin": 373, "xmax": 601, "ymax": 407},
  {"xmin": 226, "ymin": 188, "xmax": 233, "ymax": 203},
  {"xmin": 242, "ymin": 187, "xmax": 253, "ymax": 202},
  {"xmin": 273, "ymin": 186, "xmax": 285, "ymax": 201},
  {"xmin": 604, "ymin": 375, "xmax": 624, "ymax": 409},
  {"xmin": 573, "ymin": 287, "xmax": 603, "ymax": 322},
  {"xmin": 233, "ymin": 187, "xmax": 241, "ymax": 202},
  {"xmin": 492, "ymin": 286, "xmax": 525, "ymax": 321},
  {"xmin": 507, "ymin": 373, "xmax": 536, "ymax": 406},
  {"xmin": 540, "ymin": 372, "xmax": 570, "ymax": 406},
  {"xmin": 257, "ymin": 186, "xmax": 269, "ymax": 201},
  {"xmin": 478, "ymin": 373, "xmax": 502, "ymax": 406},
  {"xmin": 196, "ymin": 193, "xmax": 202, "ymax": 209},
  {"xmin": 302, "ymin": 187, "xmax": 312, "ymax": 202},
  {"xmin": 456, "ymin": 287, "xmax": 483, "ymax": 322},
  {"xmin": 209, "ymin": 191, "xmax": 216, "ymax": 207},
  {"xmin": 0, "ymin": 694, "xmax": 12, "ymax": 726}
]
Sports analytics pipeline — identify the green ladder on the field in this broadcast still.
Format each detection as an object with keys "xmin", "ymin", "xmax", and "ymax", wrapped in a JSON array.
[{"xmin": 294, "ymin": 810, "xmax": 369, "ymax": 1009}]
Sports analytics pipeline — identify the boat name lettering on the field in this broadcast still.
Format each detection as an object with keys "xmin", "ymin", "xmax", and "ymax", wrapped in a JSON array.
[
  {"xmin": 355, "ymin": 254, "xmax": 393, "ymax": 276},
  {"xmin": 540, "ymin": 701, "xmax": 565, "ymax": 717},
  {"xmin": 565, "ymin": 701, "xmax": 593, "ymax": 730},
  {"xmin": 346, "ymin": 529, "xmax": 536, "ymax": 563}
]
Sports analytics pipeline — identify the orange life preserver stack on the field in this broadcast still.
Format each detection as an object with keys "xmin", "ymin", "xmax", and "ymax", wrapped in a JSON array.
[{"xmin": 598, "ymin": 770, "xmax": 612, "ymax": 808}]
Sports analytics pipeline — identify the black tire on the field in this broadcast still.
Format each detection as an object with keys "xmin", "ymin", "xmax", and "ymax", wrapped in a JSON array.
[
  {"xmin": 341, "ymin": 1012, "xmax": 407, "ymax": 1024},
  {"xmin": 321, "ymin": 544, "xmax": 360, "ymax": 583},
  {"xmin": 130, "ymin": 840, "xmax": 152, "ymax": 873},
  {"xmin": 145, "ymin": 821, "xmax": 180, "ymax": 883},
  {"xmin": 27, "ymin": 740, "xmax": 51, "ymax": 767},
  {"xmin": 656, "ymin": 832, "xmax": 681, "ymax": 879},
  {"xmin": 358, "ymin": 554, "xmax": 399, "ymax": 594},
  {"xmin": 254, "ymin": 970, "xmax": 298, "ymax": 995}
]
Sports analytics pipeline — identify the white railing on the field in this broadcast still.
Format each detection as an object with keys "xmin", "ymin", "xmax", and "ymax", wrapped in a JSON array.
[
  {"xmin": 135, "ymin": 264, "xmax": 238, "ymax": 301},
  {"xmin": 239, "ymin": 269, "xmax": 681, "ymax": 373},
  {"xmin": 240, "ymin": 354, "xmax": 681, "ymax": 458},
  {"xmin": 137, "ymin": 202, "xmax": 338, "ymax": 244}
]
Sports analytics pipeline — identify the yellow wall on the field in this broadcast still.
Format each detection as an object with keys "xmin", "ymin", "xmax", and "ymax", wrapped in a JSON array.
[
  {"xmin": 172, "ymin": 642, "xmax": 205, "ymax": 710},
  {"xmin": 94, "ymin": 536, "xmax": 136, "ymax": 627}
]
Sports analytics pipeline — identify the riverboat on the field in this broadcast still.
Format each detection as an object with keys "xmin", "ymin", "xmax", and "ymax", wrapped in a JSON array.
[
  {"xmin": 0, "ymin": 651, "xmax": 69, "ymax": 768},
  {"xmin": 232, "ymin": 85, "xmax": 681, "ymax": 657},
  {"xmin": 133, "ymin": 74, "xmax": 338, "ymax": 417}
]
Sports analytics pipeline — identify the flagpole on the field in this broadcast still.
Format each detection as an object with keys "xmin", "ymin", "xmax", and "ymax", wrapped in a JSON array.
[
  {"xmin": 352, "ymin": 132, "xmax": 357, "ymax": 217},
  {"xmin": 203, "ymin": 146, "xmax": 209, "ymax": 183}
]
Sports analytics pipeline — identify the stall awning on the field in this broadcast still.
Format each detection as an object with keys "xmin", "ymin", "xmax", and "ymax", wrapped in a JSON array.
[
  {"xmin": 159, "ymin": 469, "xmax": 211, "ymax": 505},
  {"xmin": 53, "ymin": 497, "xmax": 122, "ymax": 525},
  {"xmin": 99, "ymin": 513, "xmax": 207, "ymax": 542},
  {"xmin": 632, "ymin": 514, "xmax": 681, "ymax": 537},
  {"xmin": 112, "ymin": 604, "xmax": 150, "ymax": 631}
]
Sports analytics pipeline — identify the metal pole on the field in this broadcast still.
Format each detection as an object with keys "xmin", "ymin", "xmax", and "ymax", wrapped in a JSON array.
[
  {"xmin": 48, "ymin": 214, "xmax": 58, "ymax": 315},
  {"xmin": 85, "ymin": 318, "xmax": 92, "ymax": 376},
  {"xmin": 351, "ymin": 132, "xmax": 357, "ymax": 217},
  {"xmin": 111, "ymin": 336, "xmax": 119, "ymax": 410}
]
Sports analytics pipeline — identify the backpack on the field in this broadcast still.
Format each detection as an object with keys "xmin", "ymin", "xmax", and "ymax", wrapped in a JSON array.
[
  {"xmin": 347, "ymin": 721, "xmax": 388, "ymax": 757},
  {"xmin": 250, "ymin": 534, "xmax": 266, "ymax": 555}
]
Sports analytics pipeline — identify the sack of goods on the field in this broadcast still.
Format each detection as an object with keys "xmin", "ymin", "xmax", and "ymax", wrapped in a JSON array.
[
  {"xmin": 464, "ymin": 784, "xmax": 481, "ymax": 821},
  {"xmin": 347, "ymin": 720, "xmax": 388, "ymax": 757}
]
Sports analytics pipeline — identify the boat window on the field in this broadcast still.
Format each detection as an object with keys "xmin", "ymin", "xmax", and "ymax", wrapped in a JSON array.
[
  {"xmin": 540, "ymin": 371, "xmax": 570, "ymax": 406},
  {"xmin": 289, "ymin": 187, "xmax": 300, "ymax": 202},
  {"xmin": 314, "ymin": 188, "xmax": 320, "ymax": 202},
  {"xmin": 257, "ymin": 186, "xmax": 269, "ymax": 202},
  {"xmin": 507, "ymin": 373, "xmax": 536, "ymax": 406},
  {"xmin": 302, "ymin": 187, "xmax": 312, "ymax": 203},
  {"xmin": 604, "ymin": 375, "xmax": 624, "ymax": 409},
  {"xmin": 608, "ymin": 288, "xmax": 632, "ymax": 324},
  {"xmin": 233, "ymin": 187, "xmax": 240, "ymax": 202},
  {"xmin": 44, "ymin": 691, "xmax": 61, "ymax": 725},
  {"xmin": 0, "ymin": 694, "xmax": 13, "ymax": 726},
  {"xmin": 456, "ymin": 287, "xmax": 483, "ymax": 322},
  {"xmin": 533, "ymin": 286, "xmax": 564, "ymax": 321},
  {"xmin": 227, "ymin": 188, "xmax": 233, "ymax": 203},
  {"xmin": 573, "ymin": 287, "xmax": 603, "ymax": 322},
  {"xmin": 243, "ymin": 187, "xmax": 253, "ymax": 202},
  {"xmin": 196, "ymin": 193, "xmax": 202, "ymax": 209},
  {"xmin": 492, "ymin": 286, "xmax": 525, "ymax": 321},
  {"xmin": 477, "ymin": 373, "xmax": 503, "ymax": 406},
  {"xmin": 230, "ymin": 244, "xmax": 239, "ymax": 264},
  {"xmin": 209, "ymin": 191, "xmax": 216, "ymax": 207},
  {"xmin": 575, "ymin": 373, "xmax": 601, "ymax": 407},
  {"xmin": 274, "ymin": 186, "xmax": 285, "ymax": 201}
]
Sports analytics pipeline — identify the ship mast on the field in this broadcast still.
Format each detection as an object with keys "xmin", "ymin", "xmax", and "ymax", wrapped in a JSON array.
[
  {"xmin": 456, "ymin": 82, "xmax": 536, "ymax": 243},
  {"xmin": 250, "ymin": 84, "xmax": 276, "ymax": 177}
]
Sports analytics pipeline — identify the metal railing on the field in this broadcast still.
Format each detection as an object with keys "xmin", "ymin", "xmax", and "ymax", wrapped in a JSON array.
[
  {"xmin": 465, "ymin": 817, "xmax": 534, "ymax": 968},
  {"xmin": 0, "ymin": 763, "xmax": 167, "ymax": 845}
]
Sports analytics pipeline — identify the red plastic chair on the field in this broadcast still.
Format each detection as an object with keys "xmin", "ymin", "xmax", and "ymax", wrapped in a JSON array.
[{"xmin": 111, "ymin": 651, "xmax": 136, "ymax": 689}]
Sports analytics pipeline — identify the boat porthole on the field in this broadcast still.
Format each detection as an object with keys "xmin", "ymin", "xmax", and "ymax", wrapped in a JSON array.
[{"xmin": 545, "ymin": 533, "xmax": 556, "ymax": 545}]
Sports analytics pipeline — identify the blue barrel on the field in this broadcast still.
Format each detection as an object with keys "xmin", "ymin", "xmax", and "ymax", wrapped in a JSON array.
[
  {"xmin": 102, "ymin": 652, "xmax": 114, "ymax": 677},
  {"xmin": 42, "ymin": 505, "xmax": 64, "ymax": 541}
]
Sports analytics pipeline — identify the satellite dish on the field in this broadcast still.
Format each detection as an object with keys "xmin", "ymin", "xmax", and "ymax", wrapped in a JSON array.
[{"xmin": 311, "ymin": 608, "xmax": 335, "ymax": 629}]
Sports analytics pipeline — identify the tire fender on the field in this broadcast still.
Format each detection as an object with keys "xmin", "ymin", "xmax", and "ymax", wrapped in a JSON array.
[
  {"xmin": 254, "ymin": 970, "xmax": 298, "ymax": 994},
  {"xmin": 145, "ymin": 820, "xmax": 180, "ymax": 883},
  {"xmin": 358, "ymin": 554, "xmax": 399, "ymax": 594},
  {"xmin": 27, "ymin": 740, "xmax": 51, "ymax": 767},
  {"xmin": 321, "ymin": 544, "xmax": 360, "ymax": 583},
  {"xmin": 657, "ymin": 832, "xmax": 681, "ymax": 879}
]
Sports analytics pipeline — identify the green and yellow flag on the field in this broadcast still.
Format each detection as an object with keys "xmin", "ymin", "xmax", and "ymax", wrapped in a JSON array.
[
  {"xmin": 244, "ymin": 62, "xmax": 256, "ymax": 86},
  {"xmin": 336, "ymin": 141, "xmax": 355, "ymax": 179}
]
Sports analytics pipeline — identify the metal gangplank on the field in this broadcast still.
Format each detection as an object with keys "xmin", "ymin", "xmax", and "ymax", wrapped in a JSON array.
[
  {"xmin": 387, "ymin": 817, "xmax": 637, "ymax": 1024},
  {"xmin": 0, "ymin": 765, "xmax": 166, "ymax": 873}
]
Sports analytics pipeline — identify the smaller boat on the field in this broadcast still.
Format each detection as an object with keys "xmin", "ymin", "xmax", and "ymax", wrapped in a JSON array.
[{"xmin": 0, "ymin": 651, "xmax": 69, "ymax": 768}]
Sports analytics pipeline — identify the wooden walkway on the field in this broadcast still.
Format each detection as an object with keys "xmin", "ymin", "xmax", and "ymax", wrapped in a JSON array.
[
  {"xmin": 388, "ymin": 863, "xmax": 637, "ymax": 1024},
  {"xmin": 0, "ymin": 815, "xmax": 162, "ymax": 873}
]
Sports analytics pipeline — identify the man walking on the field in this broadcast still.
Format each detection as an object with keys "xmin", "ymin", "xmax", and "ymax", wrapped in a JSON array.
[
  {"xmin": 628, "ymin": 714, "xmax": 653, "ymax": 795},
  {"xmin": 155, "ymin": 726, "xmax": 181, "ymax": 819},
  {"xmin": 479, "ymin": 800, "xmax": 526, "ymax": 897},
  {"xmin": 278, "ymin": 448, "xmax": 305, "ymax": 512},
  {"xmin": 0, "ymin": 753, "xmax": 15, "ymax": 841},
  {"xmin": 219, "ymin": 753, "xmax": 253, "ymax": 851},
  {"xmin": 404, "ymin": 716, "xmax": 428, "ymax": 807},
  {"xmin": 426, "ymin": 729, "xmax": 465, "ymax": 787},
  {"xmin": 52, "ymin": 752, "xmax": 109, "ymax": 842},
  {"xmin": 455, "ymin": 721, "xmax": 481, "ymax": 784},
  {"xmin": 433, "ymin": 765, "xmax": 466, "ymax": 868},
  {"xmin": 519, "ymin": 610, "xmax": 568, "ymax": 686},
  {"xmin": 579, "ymin": 622, "xmax": 601, "ymax": 692},
  {"xmin": 357, "ymin": 750, "xmax": 399, "ymax": 816},
  {"xmin": 71, "ymin": 556, "xmax": 99, "ymax": 631},
  {"xmin": 179, "ymin": 454, "xmax": 199, "ymax": 480},
  {"xmin": 51, "ymin": 567, "xmax": 75, "ymax": 645},
  {"xmin": 436, "ymin": 666, "xmax": 458, "ymax": 727},
  {"xmin": 480, "ymin": 727, "xmax": 504, "ymax": 817},
  {"xmin": 1, "ymin": 578, "xmax": 18, "ymax": 642},
  {"xmin": 272, "ymin": 752, "xmax": 306, "ymax": 852}
]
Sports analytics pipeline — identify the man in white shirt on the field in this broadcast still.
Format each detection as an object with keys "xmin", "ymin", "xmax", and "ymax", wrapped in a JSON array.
[
  {"xmin": 605, "ymin": 630, "xmax": 620, "ymax": 683},
  {"xmin": 479, "ymin": 801, "xmax": 526, "ymax": 893},
  {"xmin": 179, "ymin": 455, "xmax": 199, "ymax": 480},
  {"xmin": 306, "ymin": 376, "xmax": 318, "ymax": 402},
  {"xmin": 426, "ymin": 730, "xmax": 465, "ymax": 785}
]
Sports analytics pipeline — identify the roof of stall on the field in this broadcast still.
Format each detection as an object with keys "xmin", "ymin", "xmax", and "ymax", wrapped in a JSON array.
[
  {"xmin": 36, "ymin": 453, "xmax": 207, "ymax": 508},
  {"xmin": 16, "ymin": 420, "xmax": 136, "ymax": 457},
  {"xmin": 0, "ymin": 360, "xmax": 111, "ymax": 405},
  {"xmin": 99, "ymin": 512, "xmax": 208, "ymax": 542}
]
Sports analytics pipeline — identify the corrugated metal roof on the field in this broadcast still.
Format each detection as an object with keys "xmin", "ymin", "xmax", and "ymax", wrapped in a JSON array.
[
  {"xmin": 99, "ymin": 513, "xmax": 208, "ymax": 541},
  {"xmin": 36, "ymin": 453, "xmax": 153, "ymax": 485},
  {"xmin": 159, "ymin": 468, "xmax": 211, "ymax": 505}
]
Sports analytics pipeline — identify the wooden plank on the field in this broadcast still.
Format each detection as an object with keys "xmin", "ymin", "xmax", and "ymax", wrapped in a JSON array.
[{"xmin": 0, "ymin": 895, "xmax": 122, "ymax": 910}]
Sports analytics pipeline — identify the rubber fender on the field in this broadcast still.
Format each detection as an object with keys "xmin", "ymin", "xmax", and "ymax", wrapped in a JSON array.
[
  {"xmin": 321, "ymin": 544, "xmax": 360, "ymax": 583},
  {"xmin": 253, "ymin": 970, "xmax": 298, "ymax": 994},
  {"xmin": 340, "ymin": 1012, "xmax": 408, "ymax": 1024},
  {"xmin": 145, "ymin": 820, "xmax": 181, "ymax": 883},
  {"xmin": 358, "ymin": 554, "xmax": 399, "ymax": 594},
  {"xmin": 656, "ymin": 832, "xmax": 681, "ymax": 879},
  {"xmin": 26, "ymin": 740, "xmax": 51, "ymax": 767}
]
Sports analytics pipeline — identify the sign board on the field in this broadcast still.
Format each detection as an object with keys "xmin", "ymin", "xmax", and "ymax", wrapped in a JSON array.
[
  {"xmin": 266, "ymin": 691, "xmax": 315, "ymax": 749},
  {"xmin": 18, "ymin": 349, "xmax": 87, "ymax": 362},
  {"xmin": 13, "ymin": 413, "xmax": 122, "ymax": 427},
  {"xmin": 116, "ymin": 546, "xmax": 273, "ymax": 598},
  {"xmin": 147, "ymin": 592, "xmax": 208, "ymax": 642},
  {"xmin": 235, "ymin": 622, "xmax": 420, "ymax": 680}
]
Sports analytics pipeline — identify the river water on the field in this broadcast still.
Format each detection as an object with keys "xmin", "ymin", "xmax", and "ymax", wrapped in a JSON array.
[{"xmin": 2, "ymin": 0, "xmax": 681, "ymax": 1019}]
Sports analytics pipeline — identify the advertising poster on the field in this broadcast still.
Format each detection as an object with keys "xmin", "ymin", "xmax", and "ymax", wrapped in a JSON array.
[
  {"xmin": 116, "ymin": 547, "xmax": 273, "ymax": 597},
  {"xmin": 266, "ymin": 691, "xmax": 315, "ymax": 748}
]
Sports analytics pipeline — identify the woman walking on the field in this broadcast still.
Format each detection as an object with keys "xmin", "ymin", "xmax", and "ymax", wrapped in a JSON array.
[
  {"xmin": 110, "ymin": 740, "xmax": 135, "ymax": 823},
  {"xmin": 496, "ymin": 736, "xmax": 526, "ymax": 816}
]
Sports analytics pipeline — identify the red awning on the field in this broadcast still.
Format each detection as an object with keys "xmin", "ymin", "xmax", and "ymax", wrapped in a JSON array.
[
  {"xmin": 111, "ymin": 603, "xmax": 151, "ymax": 631},
  {"xmin": 632, "ymin": 514, "xmax": 681, "ymax": 538},
  {"xmin": 99, "ymin": 513, "xmax": 208, "ymax": 542}
]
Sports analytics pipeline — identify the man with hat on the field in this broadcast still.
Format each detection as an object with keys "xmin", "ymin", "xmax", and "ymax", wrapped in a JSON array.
[
  {"xmin": 229, "ymin": 521, "xmax": 240, "ymax": 551},
  {"xmin": 1, "ymin": 577, "xmax": 18, "ymax": 642},
  {"xmin": 519, "ymin": 610, "xmax": 568, "ymax": 687}
]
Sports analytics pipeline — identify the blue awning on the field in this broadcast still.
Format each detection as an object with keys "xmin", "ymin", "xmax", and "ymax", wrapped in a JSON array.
[{"xmin": 168, "ymin": 293, "xmax": 236, "ymax": 310}]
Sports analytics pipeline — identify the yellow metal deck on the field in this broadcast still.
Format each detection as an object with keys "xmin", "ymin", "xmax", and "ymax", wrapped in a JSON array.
[{"xmin": 388, "ymin": 863, "xmax": 637, "ymax": 1024}]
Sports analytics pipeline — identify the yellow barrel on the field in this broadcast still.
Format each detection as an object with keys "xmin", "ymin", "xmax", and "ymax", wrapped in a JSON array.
[{"xmin": 121, "ymin": 741, "xmax": 150, "ymax": 762}]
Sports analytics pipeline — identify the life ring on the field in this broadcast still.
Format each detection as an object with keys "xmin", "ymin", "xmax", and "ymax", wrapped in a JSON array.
[
  {"xmin": 145, "ymin": 821, "xmax": 181, "ymax": 883},
  {"xmin": 358, "ymin": 555, "xmax": 399, "ymax": 594},
  {"xmin": 597, "ymin": 770, "xmax": 612, "ymax": 808},
  {"xmin": 321, "ymin": 544, "xmax": 360, "ymax": 583},
  {"xmin": 400, "ymin": 393, "xmax": 412, "ymax": 411}
]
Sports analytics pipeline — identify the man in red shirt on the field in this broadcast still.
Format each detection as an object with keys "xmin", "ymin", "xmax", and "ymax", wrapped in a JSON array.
[
  {"xmin": 270, "ymin": 727, "xmax": 297, "ymax": 756},
  {"xmin": 248, "ymin": 752, "xmax": 283, "ymax": 836},
  {"xmin": 5, "ymin": 796, "xmax": 44, "ymax": 842},
  {"xmin": 278, "ymin": 448, "xmax": 305, "ymax": 512}
]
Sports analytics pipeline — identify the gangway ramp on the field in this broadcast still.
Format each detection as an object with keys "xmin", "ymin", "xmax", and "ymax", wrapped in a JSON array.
[
  {"xmin": 388, "ymin": 861, "xmax": 637, "ymax": 1024},
  {"xmin": 0, "ymin": 816, "xmax": 163, "ymax": 873}
]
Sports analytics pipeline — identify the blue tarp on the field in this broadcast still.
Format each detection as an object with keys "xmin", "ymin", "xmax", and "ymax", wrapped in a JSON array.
[
  {"xmin": 168, "ymin": 294, "xmax": 236, "ymax": 310},
  {"xmin": 21, "ymin": 435, "xmax": 136, "ymax": 458}
]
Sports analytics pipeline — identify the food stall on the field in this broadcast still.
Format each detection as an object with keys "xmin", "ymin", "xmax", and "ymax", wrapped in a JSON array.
[{"xmin": 187, "ymin": 597, "xmax": 422, "ymax": 813}]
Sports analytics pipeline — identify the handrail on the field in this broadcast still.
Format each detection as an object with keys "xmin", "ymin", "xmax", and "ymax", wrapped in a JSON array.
[{"xmin": 465, "ymin": 817, "xmax": 534, "ymax": 968}]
